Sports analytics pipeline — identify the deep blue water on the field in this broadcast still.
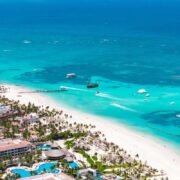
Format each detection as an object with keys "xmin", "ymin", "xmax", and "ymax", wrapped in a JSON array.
[{"xmin": 0, "ymin": 1, "xmax": 180, "ymax": 149}]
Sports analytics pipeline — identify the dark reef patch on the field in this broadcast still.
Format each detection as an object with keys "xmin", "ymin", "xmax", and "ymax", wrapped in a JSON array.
[
  {"xmin": 17, "ymin": 61, "xmax": 180, "ymax": 86},
  {"xmin": 142, "ymin": 110, "xmax": 180, "ymax": 127}
]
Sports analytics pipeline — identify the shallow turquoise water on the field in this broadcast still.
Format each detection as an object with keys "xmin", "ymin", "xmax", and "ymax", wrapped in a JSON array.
[
  {"xmin": 37, "ymin": 144, "xmax": 52, "ymax": 150},
  {"xmin": 0, "ymin": 1, "xmax": 180, "ymax": 149}
]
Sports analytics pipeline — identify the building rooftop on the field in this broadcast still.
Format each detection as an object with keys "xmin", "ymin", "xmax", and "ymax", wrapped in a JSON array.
[
  {"xmin": 18, "ymin": 173, "xmax": 58, "ymax": 180},
  {"xmin": 45, "ymin": 149, "xmax": 67, "ymax": 158},
  {"xmin": 0, "ymin": 105, "xmax": 11, "ymax": 114},
  {"xmin": 51, "ymin": 143, "xmax": 59, "ymax": 149},
  {"xmin": 0, "ymin": 138, "xmax": 32, "ymax": 152},
  {"xmin": 65, "ymin": 156, "xmax": 74, "ymax": 162}
]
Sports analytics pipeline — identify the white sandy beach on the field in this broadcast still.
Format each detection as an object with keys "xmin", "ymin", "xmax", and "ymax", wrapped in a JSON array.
[{"xmin": 2, "ymin": 84, "xmax": 180, "ymax": 180}]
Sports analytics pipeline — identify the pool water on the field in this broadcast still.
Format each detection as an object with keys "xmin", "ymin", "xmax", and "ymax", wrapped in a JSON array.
[
  {"xmin": 37, "ymin": 144, "xmax": 51, "ymax": 150},
  {"xmin": 69, "ymin": 162, "xmax": 79, "ymax": 169},
  {"xmin": 11, "ymin": 162, "xmax": 59, "ymax": 178}
]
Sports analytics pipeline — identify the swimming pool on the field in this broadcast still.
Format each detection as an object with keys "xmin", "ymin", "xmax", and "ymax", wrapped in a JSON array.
[
  {"xmin": 11, "ymin": 162, "xmax": 59, "ymax": 178},
  {"xmin": 37, "ymin": 144, "xmax": 51, "ymax": 150},
  {"xmin": 69, "ymin": 162, "xmax": 79, "ymax": 169}
]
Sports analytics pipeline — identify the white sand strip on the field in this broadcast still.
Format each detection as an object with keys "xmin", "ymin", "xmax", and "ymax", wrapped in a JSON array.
[{"xmin": 2, "ymin": 84, "xmax": 180, "ymax": 180}]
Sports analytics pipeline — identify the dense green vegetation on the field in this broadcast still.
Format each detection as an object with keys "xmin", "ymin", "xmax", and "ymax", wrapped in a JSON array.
[
  {"xmin": 0, "ymin": 87, "xmax": 165, "ymax": 180},
  {"xmin": 64, "ymin": 139, "xmax": 75, "ymax": 149}
]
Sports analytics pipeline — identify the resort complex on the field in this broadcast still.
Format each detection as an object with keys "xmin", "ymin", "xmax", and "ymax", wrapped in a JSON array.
[
  {"xmin": 0, "ymin": 84, "xmax": 170, "ymax": 180},
  {"xmin": 0, "ymin": 0, "xmax": 180, "ymax": 179}
]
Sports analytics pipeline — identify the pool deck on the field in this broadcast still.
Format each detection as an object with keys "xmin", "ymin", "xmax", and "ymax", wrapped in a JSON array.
[
  {"xmin": 59, "ymin": 173, "xmax": 74, "ymax": 180},
  {"xmin": 18, "ymin": 173, "xmax": 74, "ymax": 180}
]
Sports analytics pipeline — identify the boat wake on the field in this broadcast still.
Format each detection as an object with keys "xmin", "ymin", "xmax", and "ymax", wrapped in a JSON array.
[
  {"xmin": 96, "ymin": 93, "xmax": 123, "ymax": 101},
  {"xmin": 111, "ymin": 103, "xmax": 138, "ymax": 113},
  {"xmin": 60, "ymin": 86, "xmax": 89, "ymax": 92}
]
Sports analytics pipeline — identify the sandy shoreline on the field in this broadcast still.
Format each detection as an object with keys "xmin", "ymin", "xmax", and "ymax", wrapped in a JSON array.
[{"xmin": 2, "ymin": 83, "xmax": 180, "ymax": 180}]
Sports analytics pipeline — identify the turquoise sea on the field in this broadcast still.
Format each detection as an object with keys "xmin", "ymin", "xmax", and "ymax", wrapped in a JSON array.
[{"xmin": 0, "ymin": 1, "xmax": 180, "ymax": 149}]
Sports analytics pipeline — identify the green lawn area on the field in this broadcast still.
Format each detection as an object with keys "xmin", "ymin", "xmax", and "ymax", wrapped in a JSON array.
[{"xmin": 64, "ymin": 139, "xmax": 75, "ymax": 149}]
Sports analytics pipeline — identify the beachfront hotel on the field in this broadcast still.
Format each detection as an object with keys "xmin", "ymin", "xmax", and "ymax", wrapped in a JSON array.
[
  {"xmin": 15, "ymin": 113, "xmax": 39, "ymax": 124},
  {"xmin": 0, "ymin": 105, "xmax": 11, "ymax": 117},
  {"xmin": 0, "ymin": 138, "xmax": 32, "ymax": 157}
]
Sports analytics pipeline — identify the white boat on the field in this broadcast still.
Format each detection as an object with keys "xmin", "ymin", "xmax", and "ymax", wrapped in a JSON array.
[
  {"xmin": 137, "ymin": 89, "xmax": 147, "ymax": 94},
  {"xmin": 176, "ymin": 114, "xmax": 180, "ymax": 118},
  {"xmin": 145, "ymin": 93, "xmax": 150, "ymax": 97},
  {"xmin": 66, "ymin": 73, "xmax": 76, "ymax": 79}
]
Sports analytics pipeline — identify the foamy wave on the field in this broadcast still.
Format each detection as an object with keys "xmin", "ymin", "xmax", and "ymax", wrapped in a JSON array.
[{"xmin": 111, "ymin": 103, "xmax": 138, "ymax": 113}]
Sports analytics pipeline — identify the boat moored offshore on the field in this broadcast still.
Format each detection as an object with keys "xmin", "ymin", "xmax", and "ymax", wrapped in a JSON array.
[
  {"xmin": 60, "ymin": 86, "xmax": 68, "ymax": 91},
  {"xmin": 66, "ymin": 73, "xmax": 76, "ymax": 79},
  {"xmin": 87, "ymin": 83, "xmax": 99, "ymax": 88}
]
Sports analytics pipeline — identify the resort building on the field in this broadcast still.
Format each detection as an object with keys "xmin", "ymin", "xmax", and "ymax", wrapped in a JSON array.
[
  {"xmin": 45, "ymin": 149, "xmax": 67, "ymax": 160},
  {"xmin": 0, "ymin": 105, "xmax": 10, "ymax": 113},
  {"xmin": 0, "ymin": 138, "xmax": 32, "ymax": 157},
  {"xmin": 45, "ymin": 148, "xmax": 76, "ymax": 162},
  {"xmin": 15, "ymin": 113, "xmax": 39, "ymax": 124},
  {"xmin": 51, "ymin": 143, "xmax": 59, "ymax": 149},
  {"xmin": 77, "ymin": 168, "xmax": 102, "ymax": 179},
  {"xmin": 0, "ymin": 105, "xmax": 12, "ymax": 117}
]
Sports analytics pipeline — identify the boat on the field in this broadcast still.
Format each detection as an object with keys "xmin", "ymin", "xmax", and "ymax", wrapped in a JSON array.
[
  {"xmin": 60, "ymin": 86, "xmax": 68, "ymax": 91},
  {"xmin": 96, "ymin": 91, "xmax": 100, "ymax": 94},
  {"xmin": 176, "ymin": 114, "xmax": 180, "ymax": 118},
  {"xmin": 137, "ymin": 89, "xmax": 147, "ymax": 94},
  {"xmin": 66, "ymin": 73, "xmax": 76, "ymax": 79},
  {"xmin": 87, "ymin": 83, "xmax": 99, "ymax": 88}
]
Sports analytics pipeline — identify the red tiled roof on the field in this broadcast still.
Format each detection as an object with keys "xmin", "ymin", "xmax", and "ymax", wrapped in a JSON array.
[{"xmin": 0, "ymin": 139, "xmax": 32, "ymax": 152}]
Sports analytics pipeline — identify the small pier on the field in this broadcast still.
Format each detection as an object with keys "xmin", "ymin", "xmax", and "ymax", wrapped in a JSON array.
[{"xmin": 19, "ymin": 89, "xmax": 67, "ymax": 94}]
